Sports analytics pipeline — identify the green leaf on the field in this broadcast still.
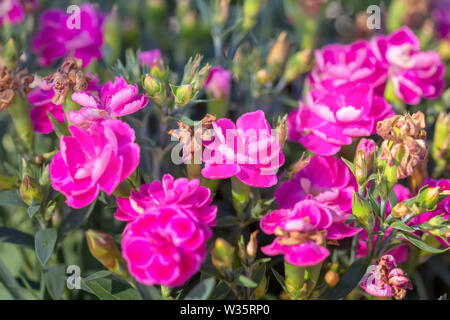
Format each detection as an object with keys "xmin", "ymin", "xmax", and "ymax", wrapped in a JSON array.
[
  {"xmin": 0, "ymin": 258, "xmax": 30, "ymax": 300},
  {"xmin": 340, "ymin": 157, "xmax": 355, "ymax": 176},
  {"xmin": 34, "ymin": 228, "xmax": 57, "ymax": 265},
  {"xmin": 44, "ymin": 265, "xmax": 66, "ymax": 300},
  {"xmin": 83, "ymin": 271, "xmax": 112, "ymax": 282},
  {"xmin": 271, "ymin": 268, "xmax": 288, "ymax": 293},
  {"xmin": 215, "ymin": 216, "xmax": 239, "ymax": 227},
  {"xmin": 184, "ymin": 277, "xmax": 215, "ymax": 300},
  {"xmin": 0, "ymin": 227, "xmax": 34, "ymax": 249},
  {"xmin": 326, "ymin": 258, "xmax": 369, "ymax": 300},
  {"xmin": 401, "ymin": 233, "xmax": 450, "ymax": 254},
  {"xmin": 27, "ymin": 205, "xmax": 40, "ymax": 217},
  {"xmin": 238, "ymin": 275, "xmax": 258, "ymax": 288},
  {"xmin": 82, "ymin": 277, "xmax": 142, "ymax": 300},
  {"xmin": 60, "ymin": 200, "xmax": 96, "ymax": 234},
  {"xmin": 0, "ymin": 190, "xmax": 26, "ymax": 207},
  {"xmin": 46, "ymin": 112, "xmax": 70, "ymax": 137},
  {"xmin": 390, "ymin": 220, "xmax": 415, "ymax": 233}
]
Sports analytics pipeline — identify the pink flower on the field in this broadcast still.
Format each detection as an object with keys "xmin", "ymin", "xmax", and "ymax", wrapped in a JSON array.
[
  {"xmin": 360, "ymin": 255, "xmax": 413, "ymax": 300},
  {"xmin": 139, "ymin": 49, "xmax": 163, "ymax": 69},
  {"xmin": 69, "ymin": 77, "xmax": 148, "ymax": 126},
  {"xmin": 28, "ymin": 83, "xmax": 65, "ymax": 134},
  {"xmin": 356, "ymin": 184, "xmax": 412, "ymax": 263},
  {"xmin": 275, "ymin": 156, "xmax": 361, "ymax": 240},
  {"xmin": 287, "ymin": 82, "xmax": 394, "ymax": 155},
  {"xmin": 260, "ymin": 199, "xmax": 333, "ymax": 266},
  {"xmin": 371, "ymin": 26, "xmax": 445, "ymax": 105},
  {"xmin": 0, "ymin": 0, "xmax": 25, "ymax": 25},
  {"xmin": 202, "ymin": 110, "xmax": 285, "ymax": 188},
  {"xmin": 114, "ymin": 173, "xmax": 217, "ymax": 226},
  {"xmin": 49, "ymin": 119, "xmax": 140, "ymax": 209},
  {"xmin": 205, "ymin": 66, "xmax": 232, "ymax": 100},
  {"xmin": 410, "ymin": 178, "xmax": 450, "ymax": 246},
  {"xmin": 121, "ymin": 205, "xmax": 215, "ymax": 287},
  {"xmin": 31, "ymin": 3, "xmax": 105, "ymax": 67},
  {"xmin": 309, "ymin": 40, "xmax": 388, "ymax": 94}
]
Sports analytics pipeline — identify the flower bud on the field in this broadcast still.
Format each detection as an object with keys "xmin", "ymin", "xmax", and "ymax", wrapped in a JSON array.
[
  {"xmin": 431, "ymin": 112, "xmax": 450, "ymax": 174},
  {"xmin": 212, "ymin": 0, "xmax": 230, "ymax": 27},
  {"xmin": 246, "ymin": 230, "xmax": 259, "ymax": 258},
  {"xmin": 85, "ymin": 229, "xmax": 129, "ymax": 278},
  {"xmin": 352, "ymin": 192, "xmax": 374, "ymax": 230},
  {"xmin": 354, "ymin": 150, "xmax": 368, "ymax": 186},
  {"xmin": 324, "ymin": 270, "xmax": 339, "ymax": 288},
  {"xmin": 231, "ymin": 176, "xmax": 250, "ymax": 216},
  {"xmin": 391, "ymin": 202, "xmax": 410, "ymax": 218},
  {"xmin": 266, "ymin": 31, "xmax": 290, "ymax": 79},
  {"xmin": 146, "ymin": 0, "xmax": 167, "ymax": 20},
  {"xmin": 2, "ymin": 39, "xmax": 18, "ymax": 70},
  {"xmin": 282, "ymin": 49, "xmax": 312, "ymax": 83},
  {"xmin": 205, "ymin": 66, "xmax": 231, "ymax": 100},
  {"xmin": 211, "ymin": 238, "xmax": 235, "ymax": 273},
  {"xmin": 19, "ymin": 175, "xmax": 44, "ymax": 206},
  {"xmin": 172, "ymin": 84, "xmax": 193, "ymax": 107},
  {"xmin": 416, "ymin": 186, "xmax": 440, "ymax": 210},
  {"xmin": 276, "ymin": 114, "xmax": 288, "ymax": 149},
  {"xmin": 242, "ymin": 0, "xmax": 263, "ymax": 31},
  {"xmin": 192, "ymin": 64, "xmax": 212, "ymax": 92},
  {"xmin": 256, "ymin": 69, "xmax": 271, "ymax": 86}
]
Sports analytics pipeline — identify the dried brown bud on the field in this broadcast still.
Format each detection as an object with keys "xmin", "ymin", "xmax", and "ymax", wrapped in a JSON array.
[
  {"xmin": 44, "ymin": 57, "xmax": 91, "ymax": 105},
  {"xmin": 246, "ymin": 230, "xmax": 259, "ymax": 258},
  {"xmin": 391, "ymin": 202, "xmax": 410, "ymax": 218},
  {"xmin": 324, "ymin": 270, "xmax": 339, "ymax": 287},
  {"xmin": 287, "ymin": 153, "xmax": 311, "ymax": 179},
  {"xmin": 0, "ymin": 65, "xmax": 34, "ymax": 111},
  {"xmin": 377, "ymin": 112, "xmax": 427, "ymax": 180}
]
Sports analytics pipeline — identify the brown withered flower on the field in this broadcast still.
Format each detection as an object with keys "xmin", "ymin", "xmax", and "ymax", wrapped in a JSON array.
[
  {"xmin": 0, "ymin": 65, "xmax": 34, "ymax": 111},
  {"xmin": 168, "ymin": 114, "xmax": 217, "ymax": 162},
  {"xmin": 377, "ymin": 112, "xmax": 427, "ymax": 179},
  {"xmin": 44, "ymin": 57, "xmax": 91, "ymax": 105}
]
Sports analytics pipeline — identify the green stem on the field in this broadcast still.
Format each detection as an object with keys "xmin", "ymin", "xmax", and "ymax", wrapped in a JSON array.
[{"xmin": 284, "ymin": 262, "xmax": 305, "ymax": 299}]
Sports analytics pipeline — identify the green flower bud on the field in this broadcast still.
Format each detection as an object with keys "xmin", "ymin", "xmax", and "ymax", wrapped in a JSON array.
[
  {"xmin": 85, "ymin": 230, "xmax": 129, "ymax": 279},
  {"xmin": 173, "ymin": 84, "xmax": 193, "ymax": 107},
  {"xmin": 19, "ymin": 175, "xmax": 44, "ymax": 206},
  {"xmin": 211, "ymin": 238, "xmax": 235, "ymax": 273},
  {"xmin": 231, "ymin": 176, "xmax": 250, "ymax": 217},
  {"xmin": 351, "ymin": 192, "xmax": 374, "ymax": 230},
  {"xmin": 243, "ymin": 0, "xmax": 263, "ymax": 32},
  {"xmin": 416, "ymin": 186, "xmax": 440, "ymax": 211},
  {"xmin": 143, "ymin": 74, "xmax": 162, "ymax": 96},
  {"xmin": 282, "ymin": 49, "xmax": 312, "ymax": 83},
  {"xmin": 2, "ymin": 39, "xmax": 18, "ymax": 70}
]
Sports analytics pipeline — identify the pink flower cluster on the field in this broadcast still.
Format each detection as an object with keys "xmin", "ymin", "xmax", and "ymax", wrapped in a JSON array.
[
  {"xmin": 202, "ymin": 110, "xmax": 285, "ymax": 188},
  {"xmin": 288, "ymin": 27, "xmax": 445, "ymax": 155},
  {"xmin": 117, "ymin": 174, "xmax": 217, "ymax": 287},
  {"xmin": 31, "ymin": 3, "xmax": 105, "ymax": 67},
  {"xmin": 260, "ymin": 156, "xmax": 361, "ymax": 266}
]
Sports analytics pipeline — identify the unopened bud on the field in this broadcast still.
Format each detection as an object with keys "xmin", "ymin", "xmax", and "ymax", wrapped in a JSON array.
[
  {"xmin": 391, "ymin": 202, "xmax": 410, "ymax": 218},
  {"xmin": 354, "ymin": 150, "xmax": 368, "ymax": 186},
  {"xmin": 212, "ymin": 238, "xmax": 235, "ymax": 273},
  {"xmin": 283, "ymin": 49, "xmax": 312, "ymax": 83},
  {"xmin": 324, "ymin": 270, "xmax": 339, "ymax": 288},
  {"xmin": 256, "ymin": 69, "xmax": 271, "ymax": 86},
  {"xmin": 242, "ymin": 0, "xmax": 263, "ymax": 31},
  {"xmin": 192, "ymin": 64, "xmax": 211, "ymax": 92},
  {"xmin": 2, "ymin": 39, "xmax": 18, "ymax": 70},
  {"xmin": 143, "ymin": 74, "xmax": 162, "ymax": 96},
  {"xmin": 416, "ymin": 186, "xmax": 440, "ymax": 210},
  {"xmin": 173, "ymin": 84, "xmax": 193, "ymax": 107},
  {"xmin": 213, "ymin": 0, "xmax": 230, "ymax": 27},
  {"xmin": 19, "ymin": 175, "xmax": 44, "ymax": 206},
  {"xmin": 351, "ymin": 192, "xmax": 374, "ymax": 230},
  {"xmin": 85, "ymin": 229, "xmax": 128, "ymax": 278},
  {"xmin": 266, "ymin": 31, "xmax": 290, "ymax": 79},
  {"xmin": 246, "ymin": 230, "xmax": 259, "ymax": 258}
]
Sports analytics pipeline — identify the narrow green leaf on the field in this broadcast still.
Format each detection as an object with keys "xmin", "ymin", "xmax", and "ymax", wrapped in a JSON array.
[
  {"xmin": 27, "ymin": 205, "xmax": 40, "ymax": 217},
  {"xmin": 82, "ymin": 277, "xmax": 141, "ymax": 300},
  {"xmin": 0, "ymin": 227, "xmax": 34, "ymax": 249},
  {"xmin": 83, "ymin": 271, "xmax": 112, "ymax": 282},
  {"xmin": 326, "ymin": 258, "xmax": 369, "ymax": 300},
  {"xmin": 184, "ymin": 277, "xmax": 215, "ymax": 300},
  {"xmin": 0, "ymin": 259, "xmax": 26, "ymax": 300},
  {"xmin": 238, "ymin": 275, "xmax": 258, "ymax": 288},
  {"xmin": 35, "ymin": 228, "xmax": 57, "ymax": 265},
  {"xmin": 44, "ymin": 265, "xmax": 66, "ymax": 300},
  {"xmin": 340, "ymin": 157, "xmax": 356, "ymax": 176},
  {"xmin": 390, "ymin": 220, "xmax": 415, "ymax": 233},
  {"xmin": 46, "ymin": 112, "xmax": 70, "ymax": 137},
  {"xmin": 0, "ymin": 190, "xmax": 26, "ymax": 207},
  {"xmin": 271, "ymin": 268, "xmax": 288, "ymax": 293},
  {"xmin": 401, "ymin": 233, "xmax": 450, "ymax": 254},
  {"xmin": 60, "ymin": 200, "xmax": 96, "ymax": 234}
]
